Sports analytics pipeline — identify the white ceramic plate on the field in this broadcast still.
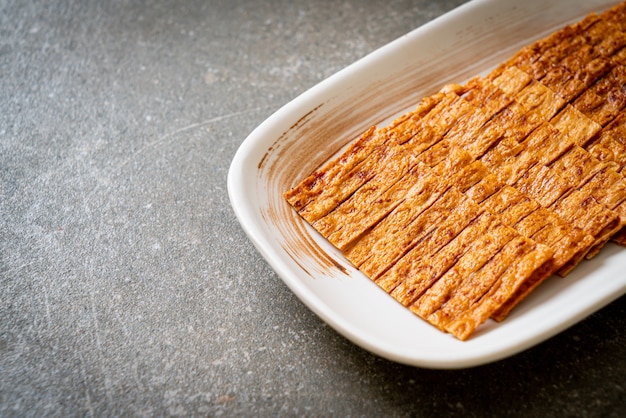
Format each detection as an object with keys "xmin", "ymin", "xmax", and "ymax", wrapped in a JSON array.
[{"xmin": 228, "ymin": 0, "xmax": 626, "ymax": 369}]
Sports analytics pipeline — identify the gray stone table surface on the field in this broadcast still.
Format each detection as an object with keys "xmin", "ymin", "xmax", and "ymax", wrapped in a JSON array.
[{"xmin": 1, "ymin": 0, "xmax": 625, "ymax": 416}]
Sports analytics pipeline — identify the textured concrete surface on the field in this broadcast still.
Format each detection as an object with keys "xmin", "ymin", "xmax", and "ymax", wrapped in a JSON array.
[{"xmin": 1, "ymin": 0, "xmax": 625, "ymax": 416}]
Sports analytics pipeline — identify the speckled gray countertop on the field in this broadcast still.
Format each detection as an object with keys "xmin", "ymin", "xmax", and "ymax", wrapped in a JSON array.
[{"xmin": 1, "ymin": 0, "xmax": 625, "ymax": 416}]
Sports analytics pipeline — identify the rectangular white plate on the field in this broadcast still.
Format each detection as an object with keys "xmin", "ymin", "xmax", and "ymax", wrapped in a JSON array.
[{"xmin": 228, "ymin": 0, "xmax": 626, "ymax": 369}]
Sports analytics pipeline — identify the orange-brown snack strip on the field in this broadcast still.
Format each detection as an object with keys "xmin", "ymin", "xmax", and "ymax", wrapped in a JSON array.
[
  {"xmin": 284, "ymin": 93, "xmax": 446, "ymax": 216},
  {"xmin": 410, "ymin": 222, "xmax": 519, "ymax": 323},
  {"xmin": 446, "ymin": 241, "xmax": 554, "ymax": 339},
  {"xmin": 378, "ymin": 193, "xmax": 484, "ymax": 298},
  {"xmin": 350, "ymin": 184, "xmax": 461, "ymax": 280},
  {"xmin": 586, "ymin": 112, "xmax": 626, "ymax": 173},
  {"xmin": 426, "ymin": 235, "xmax": 551, "ymax": 337},
  {"xmin": 486, "ymin": 13, "xmax": 602, "ymax": 82},
  {"xmin": 571, "ymin": 65, "xmax": 626, "ymax": 127}
]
